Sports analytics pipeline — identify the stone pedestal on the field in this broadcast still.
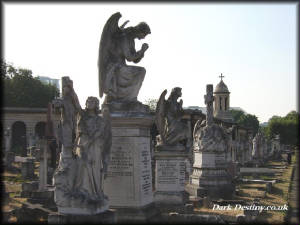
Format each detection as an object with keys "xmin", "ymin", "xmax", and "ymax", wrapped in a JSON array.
[
  {"xmin": 103, "ymin": 112, "xmax": 157, "ymax": 221},
  {"xmin": 154, "ymin": 146, "xmax": 189, "ymax": 212},
  {"xmin": 186, "ymin": 151, "xmax": 234, "ymax": 200}
]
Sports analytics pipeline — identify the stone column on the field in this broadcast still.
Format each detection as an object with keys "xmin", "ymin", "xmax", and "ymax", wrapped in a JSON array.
[
  {"xmin": 154, "ymin": 146, "xmax": 188, "ymax": 212},
  {"xmin": 103, "ymin": 112, "xmax": 156, "ymax": 221}
]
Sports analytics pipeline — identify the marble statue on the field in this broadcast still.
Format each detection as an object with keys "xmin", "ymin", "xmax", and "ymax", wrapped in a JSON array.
[
  {"xmin": 155, "ymin": 87, "xmax": 190, "ymax": 147},
  {"xmin": 54, "ymin": 77, "xmax": 81, "ymax": 153},
  {"xmin": 98, "ymin": 12, "xmax": 151, "ymax": 104},
  {"xmin": 71, "ymin": 97, "xmax": 111, "ymax": 213},
  {"xmin": 53, "ymin": 77, "xmax": 112, "ymax": 215},
  {"xmin": 193, "ymin": 85, "xmax": 229, "ymax": 152}
]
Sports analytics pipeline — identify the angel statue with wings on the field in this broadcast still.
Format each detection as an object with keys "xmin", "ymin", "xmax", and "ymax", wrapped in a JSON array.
[
  {"xmin": 155, "ymin": 87, "xmax": 191, "ymax": 148},
  {"xmin": 98, "ymin": 12, "xmax": 151, "ymax": 105}
]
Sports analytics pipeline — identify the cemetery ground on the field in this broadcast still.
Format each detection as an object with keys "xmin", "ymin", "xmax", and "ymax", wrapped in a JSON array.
[
  {"xmin": 193, "ymin": 152, "xmax": 297, "ymax": 224},
  {"xmin": 2, "ymin": 152, "xmax": 298, "ymax": 224}
]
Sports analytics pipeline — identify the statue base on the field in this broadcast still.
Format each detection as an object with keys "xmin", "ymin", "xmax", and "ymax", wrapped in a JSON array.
[
  {"xmin": 57, "ymin": 204, "xmax": 109, "ymax": 215},
  {"xmin": 48, "ymin": 209, "xmax": 115, "ymax": 224},
  {"xmin": 104, "ymin": 112, "xmax": 154, "ymax": 208},
  {"xmin": 102, "ymin": 100, "xmax": 150, "ymax": 113},
  {"xmin": 54, "ymin": 150, "xmax": 109, "ymax": 215},
  {"xmin": 113, "ymin": 203, "xmax": 159, "ymax": 222}
]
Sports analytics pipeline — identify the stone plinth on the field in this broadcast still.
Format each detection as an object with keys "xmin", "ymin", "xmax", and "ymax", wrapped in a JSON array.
[
  {"xmin": 154, "ymin": 146, "xmax": 189, "ymax": 211},
  {"xmin": 103, "ymin": 112, "xmax": 157, "ymax": 221},
  {"xmin": 186, "ymin": 151, "xmax": 234, "ymax": 200}
]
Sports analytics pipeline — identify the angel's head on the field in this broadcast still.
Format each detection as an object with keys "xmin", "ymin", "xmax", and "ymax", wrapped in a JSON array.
[
  {"xmin": 134, "ymin": 22, "xmax": 151, "ymax": 40},
  {"xmin": 62, "ymin": 77, "xmax": 74, "ymax": 97},
  {"xmin": 170, "ymin": 87, "xmax": 182, "ymax": 99},
  {"xmin": 85, "ymin": 96, "xmax": 100, "ymax": 113}
]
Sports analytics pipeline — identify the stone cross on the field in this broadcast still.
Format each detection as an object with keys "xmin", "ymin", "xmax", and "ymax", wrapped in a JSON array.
[
  {"xmin": 219, "ymin": 73, "xmax": 225, "ymax": 80},
  {"xmin": 204, "ymin": 84, "xmax": 214, "ymax": 126}
]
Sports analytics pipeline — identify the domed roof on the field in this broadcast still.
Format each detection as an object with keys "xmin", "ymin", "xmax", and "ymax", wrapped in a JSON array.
[{"xmin": 214, "ymin": 79, "xmax": 229, "ymax": 93}]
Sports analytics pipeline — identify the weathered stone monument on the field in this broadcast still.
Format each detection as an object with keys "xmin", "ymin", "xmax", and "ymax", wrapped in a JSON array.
[
  {"xmin": 153, "ymin": 88, "xmax": 191, "ymax": 211},
  {"xmin": 186, "ymin": 84, "xmax": 234, "ymax": 200},
  {"xmin": 4, "ymin": 127, "xmax": 11, "ymax": 152},
  {"xmin": 99, "ymin": 12, "xmax": 156, "ymax": 221},
  {"xmin": 50, "ymin": 77, "xmax": 113, "ymax": 222},
  {"xmin": 252, "ymin": 131, "xmax": 264, "ymax": 166}
]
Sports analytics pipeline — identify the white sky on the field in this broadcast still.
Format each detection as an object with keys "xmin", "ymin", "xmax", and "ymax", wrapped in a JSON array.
[{"xmin": 3, "ymin": 3, "xmax": 298, "ymax": 123}]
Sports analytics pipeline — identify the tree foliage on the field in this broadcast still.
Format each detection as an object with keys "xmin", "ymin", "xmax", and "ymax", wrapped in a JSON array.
[
  {"xmin": 265, "ymin": 111, "xmax": 299, "ymax": 146},
  {"xmin": 2, "ymin": 61, "xmax": 59, "ymax": 108},
  {"xmin": 230, "ymin": 109, "xmax": 259, "ymax": 136},
  {"xmin": 144, "ymin": 98, "xmax": 158, "ymax": 111}
]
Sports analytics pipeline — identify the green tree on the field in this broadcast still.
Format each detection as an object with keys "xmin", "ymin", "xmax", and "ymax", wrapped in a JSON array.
[
  {"xmin": 230, "ymin": 109, "xmax": 260, "ymax": 135},
  {"xmin": 230, "ymin": 109, "xmax": 245, "ymax": 122},
  {"xmin": 2, "ymin": 61, "xmax": 59, "ymax": 107},
  {"xmin": 266, "ymin": 111, "xmax": 299, "ymax": 146}
]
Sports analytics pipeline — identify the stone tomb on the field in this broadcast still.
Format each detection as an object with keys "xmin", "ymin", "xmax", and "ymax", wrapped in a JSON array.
[
  {"xmin": 154, "ymin": 146, "xmax": 189, "ymax": 211},
  {"xmin": 103, "ymin": 112, "xmax": 156, "ymax": 221}
]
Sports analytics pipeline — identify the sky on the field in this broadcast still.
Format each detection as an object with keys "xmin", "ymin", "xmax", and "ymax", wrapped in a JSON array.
[{"xmin": 3, "ymin": 3, "xmax": 298, "ymax": 123}]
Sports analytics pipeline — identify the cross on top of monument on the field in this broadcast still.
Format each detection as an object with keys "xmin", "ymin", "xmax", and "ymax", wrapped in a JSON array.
[{"xmin": 219, "ymin": 73, "xmax": 225, "ymax": 81}]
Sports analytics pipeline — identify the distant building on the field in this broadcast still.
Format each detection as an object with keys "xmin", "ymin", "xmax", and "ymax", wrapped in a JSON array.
[
  {"xmin": 37, "ymin": 76, "xmax": 60, "ymax": 91},
  {"xmin": 185, "ymin": 75, "xmax": 247, "ymax": 122}
]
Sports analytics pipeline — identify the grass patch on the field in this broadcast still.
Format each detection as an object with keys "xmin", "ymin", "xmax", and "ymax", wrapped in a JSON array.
[{"xmin": 255, "ymin": 154, "xmax": 295, "ymax": 224}]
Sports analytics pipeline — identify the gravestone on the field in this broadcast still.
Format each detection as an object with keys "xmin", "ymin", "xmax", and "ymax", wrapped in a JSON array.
[
  {"xmin": 21, "ymin": 158, "xmax": 35, "ymax": 179},
  {"xmin": 5, "ymin": 151, "xmax": 15, "ymax": 169}
]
